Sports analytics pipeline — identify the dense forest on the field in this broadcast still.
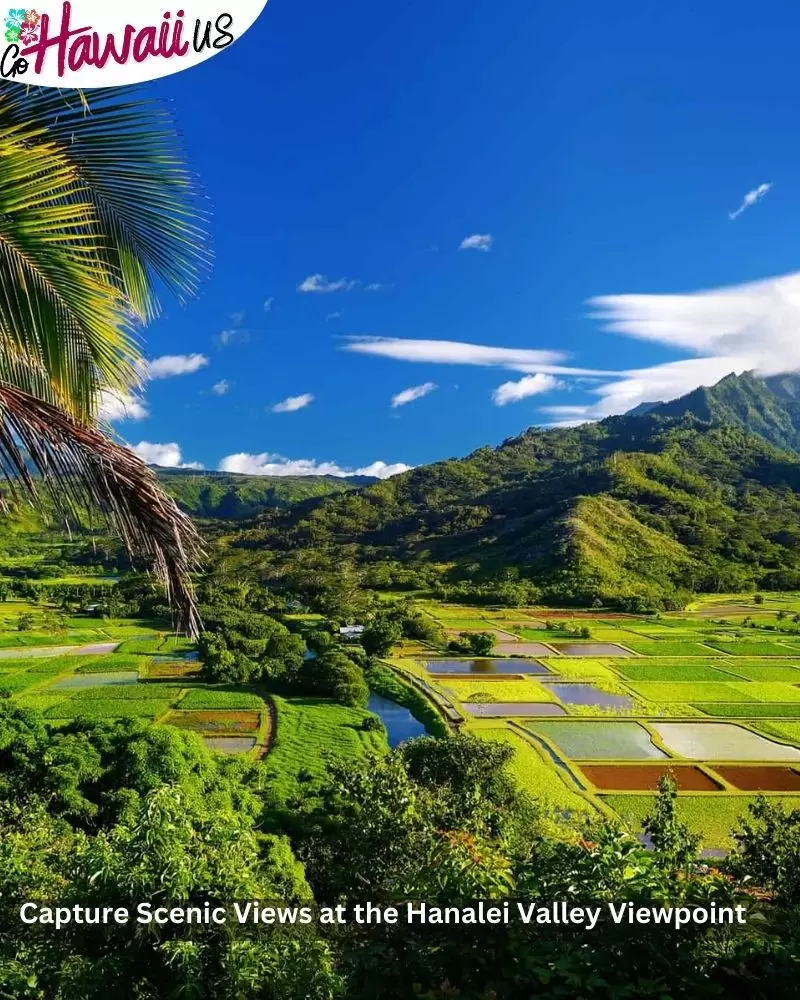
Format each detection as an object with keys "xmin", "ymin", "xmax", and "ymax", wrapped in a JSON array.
[
  {"xmin": 155, "ymin": 469, "xmax": 375, "ymax": 520},
  {"xmin": 208, "ymin": 373, "xmax": 800, "ymax": 611}
]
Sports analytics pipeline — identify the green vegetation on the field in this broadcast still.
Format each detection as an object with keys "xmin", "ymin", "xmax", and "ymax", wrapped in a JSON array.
[
  {"xmin": 179, "ymin": 688, "xmax": 266, "ymax": 710},
  {"xmin": 697, "ymin": 704, "xmax": 800, "ymax": 718},
  {"xmin": 264, "ymin": 694, "xmax": 387, "ymax": 801},
  {"xmin": 157, "ymin": 468, "xmax": 373, "ymax": 519},
  {"xmin": 604, "ymin": 792, "xmax": 800, "ymax": 850}
]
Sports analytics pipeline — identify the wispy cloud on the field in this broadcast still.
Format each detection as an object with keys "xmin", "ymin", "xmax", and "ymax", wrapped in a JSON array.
[
  {"xmin": 542, "ymin": 270, "xmax": 800, "ymax": 422},
  {"xmin": 99, "ymin": 391, "xmax": 149, "ymax": 422},
  {"xmin": 729, "ymin": 182, "xmax": 772, "ymax": 220},
  {"xmin": 219, "ymin": 452, "xmax": 411, "ymax": 479},
  {"xmin": 211, "ymin": 380, "xmax": 231, "ymax": 396},
  {"xmin": 229, "ymin": 311, "xmax": 246, "ymax": 327},
  {"xmin": 459, "ymin": 233, "xmax": 493, "ymax": 252},
  {"xmin": 215, "ymin": 328, "xmax": 250, "ymax": 348},
  {"xmin": 326, "ymin": 311, "xmax": 343, "ymax": 322},
  {"xmin": 342, "ymin": 337, "xmax": 610, "ymax": 376},
  {"xmin": 391, "ymin": 382, "xmax": 438, "ymax": 408},
  {"xmin": 148, "ymin": 354, "xmax": 209, "ymax": 379},
  {"xmin": 298, "ymin": 274, "xmax": 357, "ymax": 293},
  {"xmin": 271, "ymin": 392, "xmax": 315, "ymax": 413},
  {"xmin": 263, "ymin": 297, "xmax": 275, "ymax": 313},
  {"xmin": 492, "ymin": 373, "xmax": 560, "ymax": 406},
  {"xmin": 365, "ymin": 282, "xmax": 390, "ymax": 292},
  {"xmin": 128, "ymin": 441, "xmax": 203, "ymax": 470}
]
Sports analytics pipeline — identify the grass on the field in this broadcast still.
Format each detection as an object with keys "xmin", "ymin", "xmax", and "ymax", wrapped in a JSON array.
[
  {"xmin": 537, "ymin": 658, "xmax": 619, "ymax": 682},
  {"xmin": 728, "ymin": 682, "xmax": 800, "ymax": 703},
  {"xmin": 614, "ymin": 664, "xmax": 739, "ymax": 682},
  {"xmin": 705, "ymin": 640, "xmax": 797, "ymax": 656},
  {"xmin": 70, "ymin": 684, "xmax": 186, "ymax": 701},
  {"xmin": 45, "ymin": 700, "xmax": 172, "ymax": 720},
  {"xmin": 74, "ymin": 654, "xmax": 146, "ymax": 674},
  {"xmin": 476, "ymin": 727, "xmax": 593, "ymax": 815},
  {"xmin": 720, "ymin": 664, "xmax": 800, "ymax": 682},
  {"xmin": 441, "ymin": 678, "xmax": 559, "ymax": 703},
  {"xmin": 622, "ymin": 641, "xmax": 719, "ymax": 656},
  {"xmin": 753, "ymin": 721, "xmax": 800, "ymax": 744},
  {"xmin": 697, "ymin": 704, "xmax": 800, "ymax": 718},
  {"xmin": 265, "ymin": 695, "xmax": 387, "ymax": 801},
  {"xmin": 626, "ymin": 682, "xmax": 759, "ymax": 703},
  {"xmin": 14, "ymin": 694, "xmax": 68, "ymax": 713},
  {"xmin": 179, "ymin": 688, "xmax": 265, "ymax": 711},
  {"xmin": 603, "ymin": 793, "xmax": 800, "ymax": 849}
]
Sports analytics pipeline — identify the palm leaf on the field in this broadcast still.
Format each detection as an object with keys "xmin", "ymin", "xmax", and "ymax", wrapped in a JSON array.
[
  {"xmin": 0, "ymin": 382, "xmax": 203, "ymax": 635},
  {"xmin": 0, "ymin": 85, "xmax": 211, "ymax": 322}
]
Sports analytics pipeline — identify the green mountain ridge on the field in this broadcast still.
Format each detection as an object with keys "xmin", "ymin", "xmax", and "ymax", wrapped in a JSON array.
[
  {"xmin": 153, "ymin": 468, "xmax": 376, "ymax": 519},
  {"xmin": 215, "ymin": 371, "xmax": 800, "ymax": 609}
]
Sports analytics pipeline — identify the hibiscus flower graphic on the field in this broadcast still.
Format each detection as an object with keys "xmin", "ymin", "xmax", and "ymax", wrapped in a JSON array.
[
  {"xmin": 5, "ymin": 8, "xmax": 26, "ymax": 30},
  {"xmin": 18, "ymin": 20, "xmax": 36, "ymax": 43},
  {"xmin": 24, "ymin": 8, "xmax": 39, "ymax": 27},
  {"xmin": 4, "ymin": 26, "xmax": 19, "ymax": 42}
]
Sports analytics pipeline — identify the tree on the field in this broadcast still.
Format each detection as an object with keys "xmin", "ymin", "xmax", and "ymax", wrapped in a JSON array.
[
  {"xmin": 361, "ymin": 616, "xmax": 402, "ymax": 658},
  {"xmin": 754, "ymin": 593, "xmax": 765, "ymax": 605},
  {"xmin": 0, "ymin": 85, "xmax": 207, "ymax": 632}
]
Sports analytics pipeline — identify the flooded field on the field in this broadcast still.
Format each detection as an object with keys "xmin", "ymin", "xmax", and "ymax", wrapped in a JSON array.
[
  {"xmin": 578, "ymin": 764, "xmax": 721, "ymax": 791},
  {"xmin": 713, "ymin": 765, "xmax": 800, "ymax": 791},
  {"xmin": 526, "ymin": 721, "xmax": 667, "ymax": 760},
  {"xmin": 202, "ymin": 737, "xmax": 256, "ymax": 754},
  {"xmin": 652, "ymin": 722, "xmax": 800, "ymax": 761},
  {"xmin": 463, "ymin": 703, "xmax": 567, "ymax": 718},
  {"xmin": 551, "ymin": 643, "xmax": 633, "ymax": 657},
  {"xmin": 545, "ymin": 683, "xmax": 634, "ymax": 710},
  {"xmin": 424, "ymin": 658, "xmax": 550, "ymax": 675},
  {"xmin": 51, "ymin": 671, "xmax": 138, "ymax": 689},
  {"xmin": 493, "ymin": 642, "xmax": 556, "ymax": 657}
]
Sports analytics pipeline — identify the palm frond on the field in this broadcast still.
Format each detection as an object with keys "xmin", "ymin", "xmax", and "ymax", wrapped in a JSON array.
[
  {"xmin": 0, "ymin": 85, "xmax": 211, "ymax": 322},
  {"xmin": 0, "ymin": 123, "xmax": 138, "ymax": 419},
  {"xmin": 0, "ymin": 382, "xmax": 203, "ymax": 635}
]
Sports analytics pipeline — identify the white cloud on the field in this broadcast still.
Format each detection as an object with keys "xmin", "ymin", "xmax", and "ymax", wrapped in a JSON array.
[
  {"xmin": 148, "ymin": 354, "xmax": 209, "ymax": 379},
  {"xmin": 492, "ymin": 373, "xmax": 560, "ymax": 406},
  {"xmin": 342, "ymin": 337, "xmax": 609, "ymax": 376},
  {"xmin": 218, "ymin": 452, "xmax": 411, "ymax": 479},
  {"xmin": 215, "ymin": 328, "xmax": 250, "ymax": 348},
  {"xmin": 326, "ymin": 311, "xmax": 343, "ymax": 322},
  {"xmin": 263, "ymin": 297, "xmax": 275, "ymax": 313},
  {"xmin": 298, "ymin": 274, "xmax": 357, "ymax": 293},
  {"xmin": 543, "ymin": 270, "xmax": 800, "ymax": 423},
  {"xmin": 391, "ymin": 382, "xmax": 438, "ymax": 408},
  {"xmin": 99, "ymin": 391, "xmax": 149, "ymax": 422},
  {"xmin": 211, "ymin": 380, "xmax": 231, "ymax": 396},
  {"xmin": 729, "ymin": 182, "xmax": 772, "ymax": 221},
  {"xmin": 128, "ymin": 441, "xmax": 203, "ymax": 470},
  {"xmin": 365, "ymin": 282, "xmax": 389, "ymax": 292},
  {"xmin": 459, "ymin": 233, "xmax": 493, "ymax": 252},
  {"xmin": 271, "ymin": 393, "xmax": 314, "ymax": 413}
]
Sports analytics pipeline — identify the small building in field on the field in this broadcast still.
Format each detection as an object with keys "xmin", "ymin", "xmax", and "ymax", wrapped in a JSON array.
[{"xmin": 339, "ymin": 625, "xmax": 365, "ymax": 641}]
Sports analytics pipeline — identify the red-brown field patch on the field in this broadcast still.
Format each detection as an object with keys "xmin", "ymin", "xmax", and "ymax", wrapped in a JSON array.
[
  {"xmin": 713, "ymin": 765, "xmax": 800, "ymax": 791},
  {"xmin": 578, "ymin": 764, "xmax": 722, "ymax": 792},
  {"xmin": 147, "ymin": 662, "xmax": 202, "ymax": 679},
  {"xmin": 165, "ymin": 710, "xmax": 261, "ymax": 734}
]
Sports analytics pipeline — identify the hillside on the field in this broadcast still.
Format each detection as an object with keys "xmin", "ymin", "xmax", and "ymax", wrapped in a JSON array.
[
  {"xmin": 649, "ymin": 371, "xmax": 800, "ymax": 455},
  {"xmin": 215, "ymin": 372, "xmax": 800, "ymax": 609},
  {"xmin": 154, "ymin": 468, "xmax": 376, "ymax": 519}
]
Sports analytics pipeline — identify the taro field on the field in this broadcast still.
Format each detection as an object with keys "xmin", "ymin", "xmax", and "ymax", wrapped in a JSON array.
[{"xmin": 388, "ymin": 594, "xmax": 800, "ymax": 848}]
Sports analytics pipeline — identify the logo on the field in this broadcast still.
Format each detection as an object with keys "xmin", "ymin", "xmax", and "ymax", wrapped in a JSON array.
[{"xmin": 0, "ymin": 1, "xmax": 269, "ymax": 86}]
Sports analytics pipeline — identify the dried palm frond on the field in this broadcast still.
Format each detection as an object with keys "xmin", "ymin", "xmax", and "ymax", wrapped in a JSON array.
[{"xmin": 0, "ymin": 383, "xmax": 203, "ymax": 635}]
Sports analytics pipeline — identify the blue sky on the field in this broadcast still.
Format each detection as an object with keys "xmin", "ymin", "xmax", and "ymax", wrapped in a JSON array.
[{"xmin": 113, "ymin": 0, "xmax": 800, "ymax": 476}]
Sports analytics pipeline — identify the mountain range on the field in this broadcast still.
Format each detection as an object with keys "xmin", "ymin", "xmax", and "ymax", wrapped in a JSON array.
[{"xmin": 210, "ymin": 371, "xmax": 800, "ymax": 609}]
